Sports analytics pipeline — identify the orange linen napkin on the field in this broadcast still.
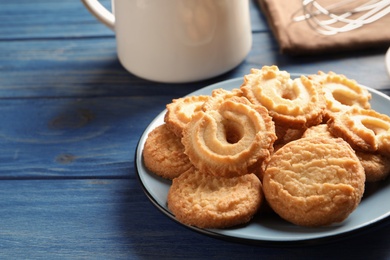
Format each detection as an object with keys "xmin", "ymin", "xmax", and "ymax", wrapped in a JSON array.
[{"xmin": 258, "ymin": 0, "xmax": 390, "ymax": 55}]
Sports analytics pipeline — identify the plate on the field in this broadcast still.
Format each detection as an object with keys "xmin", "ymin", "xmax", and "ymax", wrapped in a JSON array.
[
  {"xmin": 135, "ymin": 76, "xmax": 390, "ymax": 245},
  {"xmin": 386, "ymin": 47, "xmax": 390, "ymax": 78}
]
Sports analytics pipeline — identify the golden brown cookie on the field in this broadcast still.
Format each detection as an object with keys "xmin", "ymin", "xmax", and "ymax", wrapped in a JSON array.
[
  {"xmin": 263, "ymin": 137, "xmax": 365, "ymax": 227},
  {"xmin": 202, "ymin": 88, "xmax": 243, "ymax": 111},
  {"xmin": 327, "ymin": 107, "xmax": 390, "ymax": 155},
  {"xmin": 240, "ymin": 65, "xmax": 326, "ymax": 129},
  {"xmin": 309, "ymin": 71, "xmax": 371, "ymax": 120},
  {"xmin": 302, "ymin": 124, "xmax": 335, "ymax": 139},
  {"xmin": 143, "ymin": 124, "xmax": 192, "ymax": 179},
  {"xmin": 303, "ymin": 124, "xmax": 390, "ymax": 182},
  {"xmin": 167, "ymin": 167, "xmax": 263, "ymax": 229},
  {"xmin": 182, "ymin": 98, "xmax": 276, "ymax": 178},
  {"xmin": 164, "ymin": 95, "xmax": 209, "ymax": 137},
  {"xmin": 356, "ymin": 152, "xmax": 390, "ymax": 182},
  {"xmin": 274, "ymin": 125, "xmax": 305, "ymax": 146}
]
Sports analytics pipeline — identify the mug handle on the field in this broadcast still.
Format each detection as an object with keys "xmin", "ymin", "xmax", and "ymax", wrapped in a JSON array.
[{"xmin": 81, "ymin": 0, "xmax": 115, "ymax": 30}]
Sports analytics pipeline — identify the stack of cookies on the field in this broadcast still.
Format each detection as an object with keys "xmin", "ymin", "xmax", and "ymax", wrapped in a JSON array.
[{"xmin": 142, "ymin": 65, "xmax": 390, "ymax": 229}]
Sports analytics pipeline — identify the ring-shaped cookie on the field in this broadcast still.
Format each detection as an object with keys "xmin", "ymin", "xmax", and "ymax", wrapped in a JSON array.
[
  {"xmin": 309, "ymin": 71, "xmax": 371, "ymax": 119},
  {"xmin": 241, "ymin": 66, "xmax": 325, "ymax": 129},
  {"xmin": 182, "ymin": 99, "xmax": 276, "ymax": 178},
  {"xmin": 328, "ymin": 107, "xmax": 390, "ymax": 155},
  {"xmin": 202, "ymin": 88, "xmax": 243, "ymax": 111}
]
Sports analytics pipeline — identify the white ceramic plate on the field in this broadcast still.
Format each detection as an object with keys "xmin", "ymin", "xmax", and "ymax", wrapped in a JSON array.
[{"xmin": 135, "ymin": 76, "xmax": 390, "ymax": 245}]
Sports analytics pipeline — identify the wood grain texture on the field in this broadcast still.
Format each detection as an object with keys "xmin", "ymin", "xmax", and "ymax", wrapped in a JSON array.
[
  {"xmin": 0, "ymin": 35, "xmax": 388, "ymax": 99},
  {"xmin": 0, "ymin": 179, "xmax": 388, "ymax": 259},
  {"xmin": 0, "ymin": 96, "xmax": 169, "ymax": 179},
  {"xmin": 0, "ymin": 1, "xmax": 390, "ymax": 258},
  {"xmin": 0, "ymin": 0, "xmax": 114, "ymax": 39},
  {"xmin": 0, "ymin": 0, "xmax": 266, "ymax": 40}
]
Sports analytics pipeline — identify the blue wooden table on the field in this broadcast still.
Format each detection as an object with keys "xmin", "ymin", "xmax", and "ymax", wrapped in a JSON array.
[{"xmin": 1, "ymin": 1, "xmax": 389, "ymax": 259}]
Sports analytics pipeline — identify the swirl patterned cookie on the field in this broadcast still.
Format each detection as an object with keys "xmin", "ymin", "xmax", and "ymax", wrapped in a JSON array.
[
  {"xmin": 202, "ymin": 88, "xmax": 243, "ymax": 111},
  {"xmin": 309, "ymin": 71, "xmax": 371, "ymax": 120},
  {"xmin": 240, "ymin": 65, "xmax": 326, "ymax": 129},
  {"xmin": 182, "ymin": 98, "xmax": 276, "ymax": 178},
  {"xmin": 327, "ymin": 107, "xmax": 390, "ymax": 155}
]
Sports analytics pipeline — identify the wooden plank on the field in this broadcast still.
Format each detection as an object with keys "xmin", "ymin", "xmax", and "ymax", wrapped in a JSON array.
[
  {"xmin": 0, "ymin": 0, "xmax": 114, "ymax": 39},
  {"xmin": 0, "ymin": 97, "xmax": 169, "ymax": 179},
  {"xmin": 0, "ymin": 34, "xmax": 389, "ymax": 99},
  {"xmin": 0, "ymin": 36, "xmax": 233, "ymax": 98},
  {"xmin": 0, "ymin": 178, "xmax": 389, "ymax": 259},
  {"xmin": 0, "ymin": 0, "xmax": 267, "ymax": 40},
  {"xmin": 250, "ymin": 0, "xmax": 269, "ymax": 32}
]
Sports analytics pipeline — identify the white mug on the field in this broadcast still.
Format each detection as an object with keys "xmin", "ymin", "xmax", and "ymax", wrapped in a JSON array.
[{"xmin": 81, "ymin": 0, "xmax": 252, "ymax": 83}]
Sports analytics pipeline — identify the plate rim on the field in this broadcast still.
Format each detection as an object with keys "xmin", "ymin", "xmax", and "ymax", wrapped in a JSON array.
[
  {"xmin": 135, "ymin": 76, "xmax": 390, "ymax": 245},
  {"xmin": 385, "ymin": 47, "xmax": 390, "ymax": 79}
]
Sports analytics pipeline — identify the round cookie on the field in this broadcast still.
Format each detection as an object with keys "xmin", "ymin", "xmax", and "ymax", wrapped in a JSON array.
[
  {"xmin": 302, "ymin": 124, "xmax": 335, "ymax": 139},
  {"xmin": 303, "ymin": 124, "xmax": 390, "ymax": 182},
  {"xmin": 167, "ymin": 167, "xmax": 263, "ymax": 229},
  {"xmin": 263, "ymin": 136, "xmax": 365, "ymax": 227},
  {"xmin": 143, "ymin": 124, "xmax": 192, "ymax": 179}
]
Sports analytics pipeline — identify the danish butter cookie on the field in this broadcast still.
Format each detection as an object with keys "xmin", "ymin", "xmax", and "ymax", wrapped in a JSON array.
[
  {"xmin": 302, "ymin": 124, "xmax": 335, "ymax": 139},
  {"xmin": 328, "ymin": 107, "xmax": 390, "ymax": 155},
  {"xmin": 167, "ymin": 167, "xmax": 263, "ymax": 229},
  {"xmin": 182, "ymin": 98, "xmax": 276, "ymax": 178},
  {"xmin": 263, "ymin": 137, "xmax": 365, "ymax": 227},
  {"xmin": 241, "ymin": 65, "xmax": 325, "ymax": 129},
  {"xmin": 303, "ymin": 124, "xmax": 390, "ymax": 182},
  {"xmin": 164, "ymin": 95, "xmax": 209, "ymax": 137},
  {"xmin": 202, "ymin": 88, "xmax": 243, "ymax": 111},
  {"xmin": 274, "ymin": 125, "xmax": 305, "ymax": 146},
  {"xmin": 309, "ymin": 71, "xmax": 371, "ymax": 120},
  {"xmin": 356, "ymin": 152, "xmax": 390, "ymax": 182},
  {"xmin": 143, "ymin": 124, "xmax": 192, "ymax": 179}
]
